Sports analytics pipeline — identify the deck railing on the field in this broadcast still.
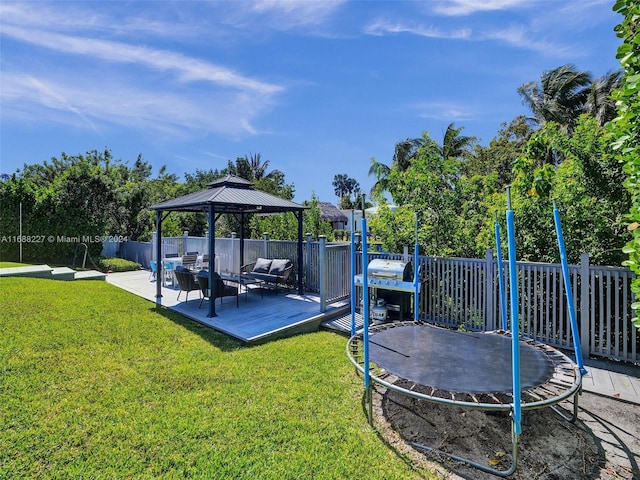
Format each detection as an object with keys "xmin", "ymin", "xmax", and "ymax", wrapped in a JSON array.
[{"xmin": 111, "ymin": 236, "xmax": 639, "ymax": 364}]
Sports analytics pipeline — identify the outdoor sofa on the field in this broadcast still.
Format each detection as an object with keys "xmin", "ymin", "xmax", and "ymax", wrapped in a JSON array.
[{"xmin": 241, "ymin": 258, "xmax": 294, "ymax": 295}]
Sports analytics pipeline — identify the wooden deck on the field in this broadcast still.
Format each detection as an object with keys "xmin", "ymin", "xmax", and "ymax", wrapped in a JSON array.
[{"xmin": 106, "ymin": 270, "xmax": 349, "ymax": 344}]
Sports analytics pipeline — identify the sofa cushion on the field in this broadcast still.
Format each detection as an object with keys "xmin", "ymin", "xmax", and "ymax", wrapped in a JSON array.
[
  {"xmin": 246, "ymin": 272, "xmax": 276, "ymax": 282},
  {"xmin": 269, "ymin": 259, "xmax": 291, "ymax": 276},
  {"xmin": 253, "ymin": 258, "xmax": 272, "ymax": 273}
]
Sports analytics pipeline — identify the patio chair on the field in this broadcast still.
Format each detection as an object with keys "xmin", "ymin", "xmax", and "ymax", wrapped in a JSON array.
[
  {"xmin": 165, "ymin": 252, "xmax": 179, "ymax": 258},
  {"xmin": 149, "ymin": 260, "xmax": 158, "ymax": 281},
  {"xmin": 174, "ymin": 266, "xmax": 200, "ymax": 301},
  {"xmin": 201, "ymin": 254, "xmax": 209, "ymax": 270},
  {"xmin": 197, "ymin": 270, "xmax": 238, "ymax": 308},
  {"xmin": 181, "ymin": 254, "xmax": 198, "ymax": 270},
  {"xmin": 186, "ymin": 251, "xmax": 199, "ymax": 256},
  {"xmin": 163, "ymin": 260, "xmax": 175, "ymax": 287}
]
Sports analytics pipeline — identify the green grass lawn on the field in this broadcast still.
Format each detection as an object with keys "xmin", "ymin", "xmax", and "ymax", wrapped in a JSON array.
[
  {"xmin": 0, "ymin": 262, "xmax": 31, "ymax": 268},
  {"xmin": 0, "ymin": 277, "xmax": 430, "ymax": 479}
]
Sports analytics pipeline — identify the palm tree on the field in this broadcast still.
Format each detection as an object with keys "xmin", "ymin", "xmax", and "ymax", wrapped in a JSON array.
[
  {"xmin": 585, "ymin": 70, "xmax": 623, "ymax": 126},
  {"xmin": 393, "ymin": 137, "xmax": 424, "ymax": 171},
  {"xmin": 248, "ymin": 152, "xmax": 270, "ymax": 180},
  {"xmin": 368, "ymin": 157, "xmax": 391, "ymax": 197},
  {"xmin": 518, "ymin": 64, "xmax": 592, "ymax": 131},
  {"xmin": 440, "ymin": 123, "xmax": 475, "ymax": 160}
]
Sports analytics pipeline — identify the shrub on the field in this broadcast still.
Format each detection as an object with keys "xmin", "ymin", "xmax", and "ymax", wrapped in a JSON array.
[{"xmin": 97, "ymin": 257, "xmax": 141, "ymax": 272}]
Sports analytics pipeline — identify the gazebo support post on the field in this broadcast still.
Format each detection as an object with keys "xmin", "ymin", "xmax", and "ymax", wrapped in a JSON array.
[
  {"xmin": 239, "ymin": 213, "xmax": 245, "ymax": 277},
  {"xmin": 208, "ymin": 206, "xmax": 217, "ymax": 317},
  {"xmin": 296, "ymin": 211, "xmax": 303, "ymax": 295},
  {"xmin": 155, "ymin": 210, "xmax": 163, "ymax": 304}
]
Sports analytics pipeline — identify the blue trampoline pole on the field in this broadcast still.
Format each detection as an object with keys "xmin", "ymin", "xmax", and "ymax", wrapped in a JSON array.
[
  {"xmin": 505, "ymin": 188, "xmax": 522, "ymax": 435},
  {"xmin": 414, "ymin": 213, "xmax": 420, "ymax": 323},
  {"xmin": 495, "ymin": 212, "xmax": 508, "ymax": 331},
  {"xmin": 350, "ymin": 210, "xmax": 357, "ymax": 337},
  {"xmin": 361, "ymin": 217, "xmax": 370, "ymax": 390},
  {"xmin": 553, "ymin": 200, "xmax": 588, "ymax": 376}
]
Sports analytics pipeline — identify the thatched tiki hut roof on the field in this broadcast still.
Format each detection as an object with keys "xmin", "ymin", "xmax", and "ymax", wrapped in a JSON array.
[{"xmin": 319, "ymin": 202, "xmax": 348, "ymax": 229}]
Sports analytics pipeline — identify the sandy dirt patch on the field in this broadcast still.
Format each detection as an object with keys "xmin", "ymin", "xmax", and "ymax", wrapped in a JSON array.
[{"xmin": 371, "ymin": 383, "xmax": 640, "ymax": 479}]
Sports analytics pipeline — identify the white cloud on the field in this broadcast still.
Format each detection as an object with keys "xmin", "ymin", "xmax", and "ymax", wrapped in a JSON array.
[
  {"xmin": 364, "ymin": 19, "xmax": 471, "ymax": 39},
  {"xmin": 0, "ymin": 1, "xmax": 286, "ymax": 139},
  {"xmin": 431, "ymin": 0, "xmax": 532, "ymax": 16},
  {"xmin": 1, "ymin": 65, "xmax": 273, "ymax": 139},
  {"xmin": 246, "ymin": 0, "xmax": 346, "ymax": 28},
  {"xmin": 409, "ymin": 101, "xmax": 476, "ymax": 122},
  {"xmin": 2, "ymin": 24, "xmax": 282, "ymax": 95}
]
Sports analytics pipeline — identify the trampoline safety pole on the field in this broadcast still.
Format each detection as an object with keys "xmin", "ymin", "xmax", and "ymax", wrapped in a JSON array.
[
  {"xmin": 350, "ymin": 210, "xmax": 357, "ymax": 337},
  {"xmin": 494, "ymin": 212, "xmax": 508, "ymax": 331},
  {"xmin": 361, "ymin": 216, "xmax": 372, "ymax": 424},
  {"xmin": 553, "ymin": 200, "xmax": 588, "ymax": 376},
  {"xmin": 505, "ymin": 188, "xmax": 522, "ymax": 436},
  {"xmin": 414, "ymin": 212, "xmax": 420, "ymax": 323}
]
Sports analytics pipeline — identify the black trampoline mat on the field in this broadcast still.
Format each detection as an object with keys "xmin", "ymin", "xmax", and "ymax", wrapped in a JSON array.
[{"xmin": 368, "ymin": 325, "xmax": 554, "ymax": 394}]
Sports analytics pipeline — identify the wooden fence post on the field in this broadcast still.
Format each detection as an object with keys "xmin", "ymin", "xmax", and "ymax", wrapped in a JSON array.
[
  {"xmin": 486, "ymin": 249, "xmax": 495, "ymax": 331},
  {"xmin": 580, "ymin": 253, "xmax": 591, "ymax": 357}
]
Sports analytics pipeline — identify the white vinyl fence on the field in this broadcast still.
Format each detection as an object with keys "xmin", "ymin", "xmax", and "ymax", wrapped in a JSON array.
[{"xmin": 110, "ymin": 236, "xmax": 639, "ymax": 364}]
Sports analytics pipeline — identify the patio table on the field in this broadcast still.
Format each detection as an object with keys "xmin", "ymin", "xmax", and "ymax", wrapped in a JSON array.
[{"xmin": 219, "ymin": 272, "xmax": 264, "ymax": 302}]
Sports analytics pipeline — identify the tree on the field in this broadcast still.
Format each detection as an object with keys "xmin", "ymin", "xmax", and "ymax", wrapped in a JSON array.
[
  {"xmin": 303, "ymin": 193, "xmax": 334, "ymax": 241},
  {"xmin": 0, "ymin": 149, "xmax": 176, "ymax": 261},
  {"xmin": 585, "ymin": 70, "xmax": 623, "ymax": 126},
  {"xmin": 609, "ymin": 0, "xmax": 640, "ymax": 329},
  {"xmin": 367, "ymin": 157, "xmax": 391, "ymax": 199},
  {"xmin": 217, "ymin": 154, "xmax": 294, "ymax": 239},
  {"xmin": 517, "ymin": 64, "xmax": 592, "ymax": 131},
  {"xmin": 393, "ymin": 137, "xmax": 424, "ymax": 171},
  {"xmin": 383, "ymin": 131, "xmax": 460, "ymax": 256},
  {"xmin": 440, "ymin": 122, "xmax": 475, "ymax": 162},
  {"xmin": 248, "ymin": 152, "xmax": 270, "ymax": 180},
  {"xmin": 332, "ymin": 174, "xmax": 360, "ymax": 209},
  {"xmin": 464, "ymin": 116, "xmax": 533, "ymax": 187},
  {"xmin": 511, "ymin": 115, "xmax": 629, "ymax": 265}
]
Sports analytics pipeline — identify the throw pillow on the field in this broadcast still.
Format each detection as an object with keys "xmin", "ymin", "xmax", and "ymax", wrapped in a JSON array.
[
  {"xmin": 269, "ymin": 259, "xmax": 291, "ymax": 276},
  {"xmin": 253, "ymin": 258, "xmax": 272, "ymax": 273}
]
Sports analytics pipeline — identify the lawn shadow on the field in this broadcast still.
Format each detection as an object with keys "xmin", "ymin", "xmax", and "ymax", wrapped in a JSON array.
[{"xmin": 146, "ymin": 304, "xmax": 245, "ymax": 352}]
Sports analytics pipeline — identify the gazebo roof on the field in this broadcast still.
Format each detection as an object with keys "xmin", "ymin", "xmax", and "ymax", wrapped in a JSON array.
[{"xmin": 149, "ymin": 174, "xmax": 307, "ymax": 214}]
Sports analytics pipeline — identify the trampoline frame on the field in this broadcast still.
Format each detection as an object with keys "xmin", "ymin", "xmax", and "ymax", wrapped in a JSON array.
[{"xmin": 347, "ymin": 321, "xmax": 583, "ymax": 477}]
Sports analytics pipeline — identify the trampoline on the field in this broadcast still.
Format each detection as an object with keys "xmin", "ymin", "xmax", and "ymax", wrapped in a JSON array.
[
  {"xmin": 346, "ymin": 198, "xmax": 586, "ymax": 476},
  {"xmin": 346, "ymin": 322, "xmax": 583, "ymax": 476},
  {"xmin": 347, "ymin": 321, "xmax": 582, "ymax": 412}
]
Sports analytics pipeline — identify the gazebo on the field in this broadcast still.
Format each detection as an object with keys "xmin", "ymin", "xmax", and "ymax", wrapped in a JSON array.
[{"xmin": 149, "ymin": 175, "xmax": 308, "ymax": 318}]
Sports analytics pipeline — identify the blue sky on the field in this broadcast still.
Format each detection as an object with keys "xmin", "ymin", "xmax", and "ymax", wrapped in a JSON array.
[{"xmin": 0, "ymin": 0, "xmax": 623, "ymax": 204}]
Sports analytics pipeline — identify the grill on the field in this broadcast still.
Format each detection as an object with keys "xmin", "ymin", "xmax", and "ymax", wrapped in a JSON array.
[
  {"xmin": 354, "ymin": 258, "xmax": 420, "ymax": 322},
  {"xmin": 355, "ymin": 258, "xmax": 415, "ymax": 292}
]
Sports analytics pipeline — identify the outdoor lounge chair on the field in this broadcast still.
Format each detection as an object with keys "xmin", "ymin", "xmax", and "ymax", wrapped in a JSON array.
[
  {"xmin": 174, "ymin": 266, "xmax": 200, "ymax": 301},
  {"xmin": 241, "ymin": 258, "xmax": 294, "ymax": 295},
  {"xmin": 197, "ymin": 270, "xmax": 238, "ymax": 308}
]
